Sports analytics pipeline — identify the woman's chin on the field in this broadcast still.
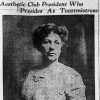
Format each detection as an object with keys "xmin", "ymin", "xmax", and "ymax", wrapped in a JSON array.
[
  {"xmin": 42, "ymin": 54, "xmax": 58, "ymax": 62},
  {"xmin": 47, "ymin": 56, "xmax": 58, "ymax": 62}
]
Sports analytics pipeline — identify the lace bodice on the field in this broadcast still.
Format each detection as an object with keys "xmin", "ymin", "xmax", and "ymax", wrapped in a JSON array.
[{"xmin": 22, "ymin": 63, "xmax": 86, "ymax": 100}]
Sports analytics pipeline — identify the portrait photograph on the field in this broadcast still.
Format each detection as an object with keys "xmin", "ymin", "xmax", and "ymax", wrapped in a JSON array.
[{"xmin": 3, "ymin": 15, "xmax": 95, "ymax": 100}]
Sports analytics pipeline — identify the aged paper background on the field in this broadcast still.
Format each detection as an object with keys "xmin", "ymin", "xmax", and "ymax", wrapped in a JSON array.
[{"xmin": 0, "ymin": 0, "xmax": 99, "ymax": 100}]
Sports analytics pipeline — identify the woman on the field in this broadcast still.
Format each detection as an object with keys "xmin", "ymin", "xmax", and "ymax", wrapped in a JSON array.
[{"xmin": 22, "ymin": 23, "xmax": 86, "ymax": 100}]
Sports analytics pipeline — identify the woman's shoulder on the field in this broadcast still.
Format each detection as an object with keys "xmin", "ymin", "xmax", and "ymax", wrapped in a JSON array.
[
  {"xmin": 26, "ymin": 63, "xmax": 82, "ymax": 80},
  {"xmin": 58, "ymin": 62, "xmax": 81, "ymax": 78},
  {"xmin": 26, "ymin": 68, "xmax": 48, "ymax": 78},
  {"xmin": 59, "ymin": 63, "xmax": 85, "ymax": 88}
]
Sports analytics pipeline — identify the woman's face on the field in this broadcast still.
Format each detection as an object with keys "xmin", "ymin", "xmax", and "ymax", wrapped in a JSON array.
[{"xmin": 41, "ymin": 32, "xmax": 62, "ymax": 62}]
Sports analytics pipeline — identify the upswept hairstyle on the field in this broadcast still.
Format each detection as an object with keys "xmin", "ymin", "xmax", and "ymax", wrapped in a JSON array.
[{"xmin": 32, "ymin": 23, "xmax": 68, "ymax": 50}]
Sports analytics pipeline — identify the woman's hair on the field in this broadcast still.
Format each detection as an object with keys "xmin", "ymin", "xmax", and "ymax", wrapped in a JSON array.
[{"xmin": 32, "ymin": 23, "xmax": 68, "ymax": 50}]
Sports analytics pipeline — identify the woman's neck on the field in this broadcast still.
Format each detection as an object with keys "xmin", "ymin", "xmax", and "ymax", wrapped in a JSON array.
[
  {"xmin": 34, "ymin": 56, "xmax": 59, "ymax": 70},
  {"xmin": 42, "ymin": 57, "xmax": 58, "ymax": 66},
  {"xmin": 42, "ymin": 59, "xmax": 60, "ymax": 71}
]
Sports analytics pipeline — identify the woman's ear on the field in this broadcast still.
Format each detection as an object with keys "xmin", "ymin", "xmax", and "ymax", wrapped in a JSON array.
[{"xmin": 61, "ymin": 41, "xmax": 65, "ymax": 47}]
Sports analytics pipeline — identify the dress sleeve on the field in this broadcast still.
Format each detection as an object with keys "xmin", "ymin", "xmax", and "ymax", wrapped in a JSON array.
[
  {"xmin": 64, "ymin": 70, "xmax": 86, "ymax": 100},
  {"xmin": 22, "ymin": 71, "xmax": 36, "ymax": 100}
]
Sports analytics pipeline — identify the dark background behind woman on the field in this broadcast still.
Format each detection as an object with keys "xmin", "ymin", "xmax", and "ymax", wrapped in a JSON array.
[{"xmin": 3, "ymin": 15, "xmax": 94, "ymax": 100}]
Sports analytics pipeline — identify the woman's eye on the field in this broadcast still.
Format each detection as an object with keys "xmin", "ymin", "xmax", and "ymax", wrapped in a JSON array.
[
  {"xmin": 55, "ymin": 41, "xmax": 60, "ymax": 45},
  {"xmin": 43, "ymin": 41, "xmax": 50, "ymax": 44}
]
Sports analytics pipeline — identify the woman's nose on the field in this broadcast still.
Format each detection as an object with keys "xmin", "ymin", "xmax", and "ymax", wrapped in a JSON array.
[{"xmin": 49, "ymin": 43, "xmax": 55, "ymax": 50}]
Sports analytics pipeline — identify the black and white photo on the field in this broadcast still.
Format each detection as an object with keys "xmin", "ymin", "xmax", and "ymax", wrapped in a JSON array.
[{"xmin": 3, "ymin": 15, "xmax": 95, "ymax": 100}]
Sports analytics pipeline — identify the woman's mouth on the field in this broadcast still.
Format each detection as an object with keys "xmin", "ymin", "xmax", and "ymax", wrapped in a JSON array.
[{"xmin": 47, "ymin": 53, "xmax": 55, "ymax": 56}]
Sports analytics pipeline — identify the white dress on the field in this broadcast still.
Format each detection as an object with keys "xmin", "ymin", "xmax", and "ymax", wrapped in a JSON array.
[{"xmin": 22, "ymin": 62, "xmax": 86, "ymax": 100}]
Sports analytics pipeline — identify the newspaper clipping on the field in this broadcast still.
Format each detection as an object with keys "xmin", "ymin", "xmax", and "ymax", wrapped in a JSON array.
[{"xmin": 1, "ymin": 0, "xmax": 99, "ymax": 100}]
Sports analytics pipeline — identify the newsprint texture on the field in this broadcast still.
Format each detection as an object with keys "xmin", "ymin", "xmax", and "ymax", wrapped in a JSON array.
[{"xmin": 0, "ymin": 0, "xmax": 99, "ymax": 100}]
